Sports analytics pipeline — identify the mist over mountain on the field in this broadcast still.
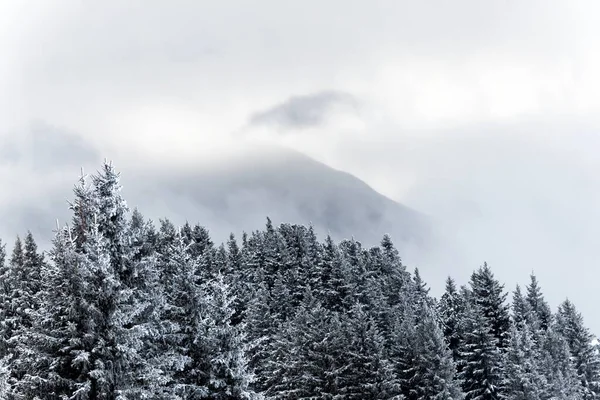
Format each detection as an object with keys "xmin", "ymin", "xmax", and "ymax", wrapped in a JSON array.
[
  {"xmin": 3, "ymin": 142, "xmax": 432, "ymax": 271},
  {"xmin": 125, "ymin": 146, "xmax": 432, "ymax": 250}
]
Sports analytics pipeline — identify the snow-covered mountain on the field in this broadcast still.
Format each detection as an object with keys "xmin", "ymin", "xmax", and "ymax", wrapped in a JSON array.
[
  {"xmin": 1, "ymin": 140, "xmax": 432, "ymax": 264},
  {"xmin": 124, "ymin": 146, "xmax": 432, "ymax": 259}
]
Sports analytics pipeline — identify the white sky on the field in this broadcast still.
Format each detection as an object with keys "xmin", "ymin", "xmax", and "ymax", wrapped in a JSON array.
[{"xmin": 2, "ymin": 0, "xmax": 600, "ymax": 331}]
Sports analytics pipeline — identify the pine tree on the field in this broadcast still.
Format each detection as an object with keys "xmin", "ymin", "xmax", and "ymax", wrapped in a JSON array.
[
  {"xmin": 0, "ymin": 355, "xmax": 9, "ymax": 398},
  {"xmin": 512, "ymin": 285, "xmax": 531, "ymax": 329},
  {"xmin": 525, "ymin": 274, "xmax": 552, "ymax": 332},
  {"xmin": 393, "ymin": 300, "xmax": 463, "ymax": 400},
  {"xmin": 538, "ymin": 324, "xmax": 584, "ymax": 398},
  {"xmin": 556, "ymin": 299, "xmax": 600, "ymax": 399},
  {"xmin": 504, "ymin": 324, "xmax": 548, "ymax": 400},
  {"xmin": 204, "ymin": 274, "xmax": 258, "ymax": 399},
  {"xmin": 9, "ymin": 232, "xmax": 46, "ymax": 394},
  {"xmin": 438, "ymin": 277, "xmax": 464, "ymax": 361},
  {"xmin": 157, "ymin": 231, "xmax": 210, "ymax": 398},
  {"xmin": 245, "ymin": 281, "xmax": 275, "ymax": 394},
  {"xmin": 457, "ymin": 300, "xmax": 505, "ymax": 400},
  {"xmin": 413, "ymin": 268, "xmax": 430, "ymax": 297},
  {"xmin": 21, "ymin": 225, "xmax": 105, "ymax": 399},
  {"xmin": 0, "ymin": 238, "xmax": 8, "ymax": 358},
  {"xmin": 379, "ymin": 234, "xmax": 411, "ymax": 307},
  {"xmin": 469, "ymin": 263, "xmax": 511, "ymax": 350},
  {"xmin": 262, "ymin": 295, "xmax": 347, "ymax": 399}
]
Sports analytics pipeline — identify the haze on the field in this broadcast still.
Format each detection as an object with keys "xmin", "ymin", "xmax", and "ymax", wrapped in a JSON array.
[{"xmin": 2, "ymin": 1, "xmax": 600, "ymax": 332}]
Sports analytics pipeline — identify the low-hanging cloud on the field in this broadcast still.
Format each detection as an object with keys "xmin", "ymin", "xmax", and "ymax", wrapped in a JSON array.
[
  {"xmin": 0, "ymin": 122, "xmax": 100, "ymax": 170},
  {"xmin": 248, "ymin": 90, "xmax": 359, "ymax": 131},
  {"xmin": 3, "ymin": 0, "xmax": 600, "ymax": 334}
]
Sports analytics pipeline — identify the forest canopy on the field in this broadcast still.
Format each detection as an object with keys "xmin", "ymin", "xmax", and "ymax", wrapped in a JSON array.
[{"xmin": 0, "ymin": 161, "xmax": 597, "ymax": 399}]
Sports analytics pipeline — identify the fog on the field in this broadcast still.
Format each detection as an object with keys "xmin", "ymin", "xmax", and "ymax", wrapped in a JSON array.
[{"xmin": 1, "ymin": 1, "xmax": 600, "ymax": 332}]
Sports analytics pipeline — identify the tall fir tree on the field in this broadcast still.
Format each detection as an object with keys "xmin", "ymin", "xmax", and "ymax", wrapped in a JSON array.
[
  {"xmin": 556, "ymin": 299, "xmax": 600, "ymax": 399},
  {"xmin": 525, "ymin": 274, "xmax": 552, "ymax": 332},
  {"xmin": 393, "ymin": 300, "xmax": 463, "ymax": 400},
  {"xmin": 457, "ymin": 299, "xmax": 505, "ymax": 400},
  {"xmin": 512, "ymin": 285, "xmax": 531, "ymax": 329},
  {"xmin": 504, "ymin": 324, "xmax": 549, "ymax": 399},
  {"xmin": 438, "ymin": 277, "xmax": 464, "ymax": 361},
  {"xmin": 204, "ymin": 274, "xmax": 258, "ymax": 399},
  {"xmin": 469, "ymin": 263, "xmax": 511, "ymax": 350}
]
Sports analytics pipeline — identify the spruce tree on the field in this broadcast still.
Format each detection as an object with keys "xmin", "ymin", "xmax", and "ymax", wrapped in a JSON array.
[
  {"xmin": 204, "ymin": 274, "xmax": 258, "ymax": 399},
  {"xmin": 438, "ymin": 277, "xmax": 464, "ymax": 360},
  {"xmin": 512, "ymin": 285, "xmax": 531, "ymax": 329},
  {"xmin": 469, "ymin": 263, "xmax": 511, "ymax": 350},
  {"xmin": 504, "ymin": 324, "xmax": 548, "ymax": 399},
  {"xmin": 156, "ymin": 230, "xmax": 211, "ymax": 398},
  {"xmin": 262, "ymin": 295, "xmax": 347, "ymax": 399},
  {"xmin": 393, "ymin": 301, "xmax": 463, "ymax": 400},
  {"xmin": 556, "ymin": 299, "xmax": 600, "ymax": 399},
  {"xmin": 9, "ymin": 232, "xmax": 46, "ymax": 395},
  {"xmin": 525, "ymin": 274, "xmax": 552, "ymax": 332},
  {"xmin": 0, "ymin": 355, "xmax": 9, "ymax": 398},
  {"xmin": 538, "ymin": 324, "xmax": 584, "ymax": 398},
  {"xmin": 339, "ymin": 302, "xmax": 401, "ymax": 399},
  {"xmin": 457, "ymin": 300, "xmax": 505, "ymax": 400}
]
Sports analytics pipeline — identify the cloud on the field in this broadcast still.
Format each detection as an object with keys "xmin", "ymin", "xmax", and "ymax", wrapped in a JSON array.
[
  {"xmin": 248, "ymin": 90, "xmax": 358, "ymax": 132},
  {"xmin": 0, "ymin": 121, "xmax": 100, "ymax": 170},
  {"xmin": 3, "ymin": 0, "xmax": 600, "ymax": 333}
]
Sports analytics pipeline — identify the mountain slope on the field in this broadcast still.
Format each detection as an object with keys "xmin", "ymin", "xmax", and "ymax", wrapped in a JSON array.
[{"xmin": 124, "ymin": 146, "xmax": 432, "ymax": 255}]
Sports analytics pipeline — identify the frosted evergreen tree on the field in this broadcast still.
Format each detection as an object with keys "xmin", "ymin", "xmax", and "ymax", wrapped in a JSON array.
[
  {"xmin": 204, "ymin": 274, "xmax": 258, "ymax": 399},
  {"xmin": 556, "ymin": 299, "xmax": 600, "ymax": 399},
  {"xmin": 18, "ymin": 224, "xmax": 107, "ymax": 399},
  {"xmin": 227, "ymin": 233, "xmax": 250, "ymax": 326},
  {"xmin": 538, "ymin": 324, "xmax": 584, "ymax": 399},
  {"xmin": 0, "ymin": 238, "xmax": 8, "ymax": 358},
  {"xmin": 156, "ymin": 230, "xmax": 210, "ymax": 398},
  {"xmin": 438, "ymin": 277, "xmax": 464, "ymax": 360},
  {"xmin": 379, "ymin": 234, "xmax": 411, "ymax": 307},
  {"xmin": 457, "ymin": 300, "xmax": 505, "ymax": 400},
  {"xmin": 512, "ymin": 285, "xmax": 531, "ymax": 329},
  {"xmin": 245, "ymin": 281, "xmax": 275, "ymax": 394},
  {"xmin": 315, "ymin": 235, "xmax": 351, "ymax": 313},
  {"xmin": 525, "ymin": 274, "xmax": 552, "ymax": 332},
  {"xmin": 504, "ymin": 324, "xmax": 548, "ymax": 399},
  {"xmin": 117, "ymin": 209, "xmax": 163, "ymax": 398},
  {"xmin": 469, "ymin": 263, "xmax": 511, "ymax": 350},
  {"xmin": 0, "ymin": 355, "xmax": 9, "ymax": 398},
  {"xmin": 339, "ymin": 303, "xmax": 401, "ymax": 399},
  {"xmin": 262, "ymin": 295, "xmax": 346, "ymax": 399},
  {"xmin": 8, "ymin": 232, "xmax": 46, "ymax": 392},
  {"xmin": 91, "ymin": 160, "xmax": 129, "ymax": 274},
  {"xmin": 393, "ymin": 301, "xmax": 463, "ymax": 400},
  {"xmin": 413, "ymin": 267, "xmax": 430, "ymax": 297}
]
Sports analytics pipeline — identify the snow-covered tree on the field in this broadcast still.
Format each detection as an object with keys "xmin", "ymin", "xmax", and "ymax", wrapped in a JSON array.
[
  {"xmin": 393, "ymin": 300, "xmax": 463, "ymax": 400},
  {"xmin": 556, "ymin": 299, "xmax": 600, "ymax": 398},
  {"xmin": 469, "ymin": 263, "xmax": 511, "ymax": 350},
  {"xmin": 457, "ymin": 300, "xmax": 505, "ymax": 400},
  {"xmin": 512, "ymin": 285, "xmax": 531, "ymax": 329},
  {"xmin": 525, "ymin": 274, "xmax": 552, "ymax": 332},
  {"xmin": 438, "ymin": 277, "xmax": 464, "ymax": 360},
  {"xmin": 204, "ymin": 274, "xmax": 258, "ymax": 399},
  {"xmin": 504, "ymin": 324, "xmax": 549, "ymax": 399}
]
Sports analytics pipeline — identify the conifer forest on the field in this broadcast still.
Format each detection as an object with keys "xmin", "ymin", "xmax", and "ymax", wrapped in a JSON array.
[{"xmin": 0, "ymin": 161, "xmax": 597, "ymax": 400}]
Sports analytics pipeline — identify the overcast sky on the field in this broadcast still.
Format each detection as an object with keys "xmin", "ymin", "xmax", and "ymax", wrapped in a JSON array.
[{"xmin": 2, "ymin": 0, "xmax": 600, "ymax": 332}]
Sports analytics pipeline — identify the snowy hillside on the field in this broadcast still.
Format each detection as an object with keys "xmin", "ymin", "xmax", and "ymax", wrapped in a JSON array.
[{"xmin": 123, "ymin": 145, "xmax": 432, "ymax": 254}]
